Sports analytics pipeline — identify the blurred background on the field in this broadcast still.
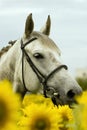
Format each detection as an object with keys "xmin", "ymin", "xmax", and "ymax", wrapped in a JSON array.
[{"xmin": 0, "ymin": 0, "xmax": 87, "ymax": 79}]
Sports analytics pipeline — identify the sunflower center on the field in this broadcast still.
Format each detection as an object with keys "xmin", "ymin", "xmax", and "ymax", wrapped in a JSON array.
[
  {"xmin": 0, "ymin": 100, "xmax": 7, "ymax": 125},
  {"xmin": 62, "ymin": 114, "xmax": 69, "ymax": 121},
  {"xmin": 35, "ymin": 119, "xmax": 48, "ymax": 130}
]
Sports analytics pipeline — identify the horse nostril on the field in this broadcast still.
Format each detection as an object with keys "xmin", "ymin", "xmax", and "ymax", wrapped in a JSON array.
[{"xmin": 67, "ymin": 90, "xmax": 75, "ymax": 99}]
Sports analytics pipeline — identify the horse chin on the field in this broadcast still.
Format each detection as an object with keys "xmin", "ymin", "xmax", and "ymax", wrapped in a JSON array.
[
  {"xmin": 51, "ymin": 96, "xmax": 76, "ymax": 107},
  {"xmin": 51, "ymin": 96, "xmax": 63, "ymax": 106},
  {"xmin": 67, "ymin": 99, "xmax": 78, "ymax": 108}
]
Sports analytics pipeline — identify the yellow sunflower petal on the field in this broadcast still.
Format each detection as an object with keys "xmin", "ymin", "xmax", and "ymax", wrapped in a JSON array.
[
  {"xmin": 0, "ymin": 80, "xmax": 21, "ymax": 130},
  {"xmin": 22, "ymin": 94, "xmax": 54, "ymax": 108},
  {"xmin": 19, "ymin": 103, "xmax": 59, "ymax": 130}
]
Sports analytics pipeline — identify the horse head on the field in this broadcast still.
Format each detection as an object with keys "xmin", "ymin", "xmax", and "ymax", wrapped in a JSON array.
[{"xmin": 14, "ymin": 13, "xmax": 82, "ymax": 105}]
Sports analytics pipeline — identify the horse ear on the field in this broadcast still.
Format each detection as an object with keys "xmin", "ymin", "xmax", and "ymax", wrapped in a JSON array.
[
  {"xmin": 25, "ymin": 13, "xmax": 34, "ymax": 38},
  {"xmin": 40, "ymin": 15, "xmax": 51, "ymax": 36}
]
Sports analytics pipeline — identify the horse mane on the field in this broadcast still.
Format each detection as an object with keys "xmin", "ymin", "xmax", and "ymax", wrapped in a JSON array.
[{"xmin": 0, "ymin": 40, "xmax": 16, "ymax": 58}]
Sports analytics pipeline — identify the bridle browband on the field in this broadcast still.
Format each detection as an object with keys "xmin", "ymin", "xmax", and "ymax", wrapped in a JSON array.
[{"xmin": 21, "ymin": 37, "xmax": 68, "ymax": 98}]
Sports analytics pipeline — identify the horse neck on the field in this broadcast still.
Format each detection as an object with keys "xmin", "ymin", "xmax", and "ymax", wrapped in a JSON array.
[{"xmin": 0, "ymin": 40, "xmax": 21, "ymax": 81}]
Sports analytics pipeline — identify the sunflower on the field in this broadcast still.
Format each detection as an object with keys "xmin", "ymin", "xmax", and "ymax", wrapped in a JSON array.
[
  {"xmin": 74, "ymin": 91, "xmax": 87, "ymax": 130},
  {"xmin": 57, "ymin": 105, "xmax": 73, "ymax": 130},
  {"xmin": 0, "ymin": 80, "xmax": 21, "ymax": 130},
  {"xmin": 22, "ymin": 94, "xmax": 54, "ymax": 108},
  {"xmin": 81, "ymin": 106, "xmax": 87, "ymax": 130},
  {"xmin": 19, "ymin": 104, "xmax": 59, "ymax": 130},
  {"xmin": 58, "ymin": 105, "xmax": 73, "ymax": 121},
  {"xmin": 75, "ymin": 91, "xmax": 87, "ymax": 105}
]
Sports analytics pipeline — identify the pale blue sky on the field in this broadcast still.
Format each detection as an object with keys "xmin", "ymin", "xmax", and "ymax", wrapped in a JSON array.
[{"xmin": 0, "ymin": 0, "xmax": 87, "ymax": 76}]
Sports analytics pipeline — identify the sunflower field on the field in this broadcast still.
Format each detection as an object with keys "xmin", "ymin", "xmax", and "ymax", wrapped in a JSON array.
[{"xmin": 0, "ymin": 80, "xmax": 87, "ymax": 130}]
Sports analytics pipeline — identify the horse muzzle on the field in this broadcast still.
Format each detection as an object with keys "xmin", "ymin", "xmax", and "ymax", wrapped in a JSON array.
[{"xmin": 46, "ymin": 86, "xmax": 82, "ymax": 106}]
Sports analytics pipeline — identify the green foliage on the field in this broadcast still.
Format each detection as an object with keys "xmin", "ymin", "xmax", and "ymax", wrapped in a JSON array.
[{"xmin": 76, "ymin": 77, "xmax": 87, "ymax": 90}]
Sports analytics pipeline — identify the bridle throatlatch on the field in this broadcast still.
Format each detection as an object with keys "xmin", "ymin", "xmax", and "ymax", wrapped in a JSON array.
[{"xmin": 20, "ymin": 37, "xmax": 68, "ymax": 101}]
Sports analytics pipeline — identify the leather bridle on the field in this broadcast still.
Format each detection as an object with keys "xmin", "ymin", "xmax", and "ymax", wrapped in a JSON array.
[{"xmin": 20, "ymin": 37, "xmax": 68, "ymax": 100}]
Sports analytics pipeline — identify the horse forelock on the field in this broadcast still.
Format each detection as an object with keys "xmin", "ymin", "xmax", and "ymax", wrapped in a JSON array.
[{"xmin": 31, "ymin": 31, "xmax": 61, "ymax": 55}]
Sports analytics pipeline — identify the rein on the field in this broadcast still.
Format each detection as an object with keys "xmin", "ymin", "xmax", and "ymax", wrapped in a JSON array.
[{"xmin": 21, "ymin": 38, "xmax": 68, "ymax": 100}]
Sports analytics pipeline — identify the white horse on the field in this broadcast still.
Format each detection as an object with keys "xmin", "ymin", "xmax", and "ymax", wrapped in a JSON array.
[{"xmin": 0, "ymin": 14, "xmax": 82, "ymax": 105}]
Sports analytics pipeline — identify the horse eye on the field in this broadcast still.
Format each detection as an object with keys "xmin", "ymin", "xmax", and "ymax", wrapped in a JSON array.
[{"xmin": 33, "ymin": 53, "xmax": 44, "ymax": 59}]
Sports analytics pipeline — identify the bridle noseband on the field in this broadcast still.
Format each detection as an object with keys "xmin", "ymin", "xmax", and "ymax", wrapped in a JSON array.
[{"xmin": 21, "ymin": 38, "xmax": 68, "ymax": 99}]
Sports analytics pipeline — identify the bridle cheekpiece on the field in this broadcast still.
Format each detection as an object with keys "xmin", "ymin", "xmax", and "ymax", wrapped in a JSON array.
[{"xmin": 20, "ymin": 37, "xmax": 68, "ymax": 104}]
